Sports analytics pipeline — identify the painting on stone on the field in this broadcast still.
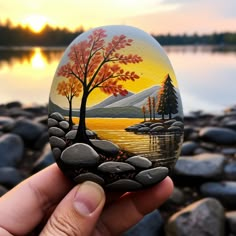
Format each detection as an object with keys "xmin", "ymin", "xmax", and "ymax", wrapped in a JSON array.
[{"xmin": 48, "ymin": 25, "xmax": 184, "ymax": 191}]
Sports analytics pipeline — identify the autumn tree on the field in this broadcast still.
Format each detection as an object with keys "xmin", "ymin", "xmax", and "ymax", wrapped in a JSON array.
[
  {"xmin": 156, "ymin": 74, "xmax": 178, "ymax": 120},
  {"xmin": 142, "ymin": 105, "xmax": 147, "ymax": 122},
  {"xmin": 57, "ymin": 77, "xmax": 82, "ymax": 127},
  {"xmin": 147, "ymin": 96, "xmax": 152, "ymax": 120},
  {"xmin": 152, "ymin": 96, "xmax": 156, "ymax": 120},
  {"xmin": 57, "ymin": 28, "xmax": 143, "ymax": 143}
]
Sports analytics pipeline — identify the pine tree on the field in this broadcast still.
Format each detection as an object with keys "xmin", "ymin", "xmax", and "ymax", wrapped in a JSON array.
[{"xmin": 157, "ymin": 74, "xmax": 178, "ymax": 120}]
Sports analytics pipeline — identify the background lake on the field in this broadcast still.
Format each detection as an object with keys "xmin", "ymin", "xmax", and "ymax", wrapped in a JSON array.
[{"xmin": 0, "ymin": 45, "xmax": 235, "ymax": 114}]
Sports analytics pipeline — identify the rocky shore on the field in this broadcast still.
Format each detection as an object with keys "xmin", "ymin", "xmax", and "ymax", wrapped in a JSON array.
[{"xmin": 0, "ymin": 101, "xmax": 236, "ymax": 235}]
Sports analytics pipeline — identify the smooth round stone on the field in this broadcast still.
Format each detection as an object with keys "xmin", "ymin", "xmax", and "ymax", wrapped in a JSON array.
[
  {"xmin": 181, "ymin": 141, "xmax": 199, "ymax": 156},
  {"xmin": 12, "ymin": 118, "xmax": 46, "ymax": 142},
  {"xmin": 200, "ymin": 181, "xmax": 236, "ymax": 207},
  {"xmin": 74, "ymin": 173, "xmax": 105, "ymax": 185},
  {"xmin": 50, "ymin": 112, "xmax": 64, "ymax": 121},
  {"xmin": 199, "ymin": 127, "xmax": 236, "ymax": 145},
  {"xmin": 126, "ymin": 156, "xmax": 152, "ymax": 169},
  {"xmin": 49, "ymin": 136, "xmax": 66, "ymax": 149},
  {"xmin": 90, "ymin": 140, "xmax": 119, "ymax": 155},
  {"xmin": 138, "ymin": 127, "xmax": 150, "ymax": 132},
  {"xmin": 98, "ymin": 161, "xmax": 135, "ymax": 173},
  {"xmin": 106, "ymin": 179, "xmax": 142, "ymax": 191},
  {"xmin": 59, "ymin": 121, "xmax": 70, "ymax": 129},
  {"xmin": 48, "ymin": 127, "xmax": 65, "ymax": 137},
  {"xmin": 48, "ymin": 118, "xmax": 58, "ymax": 128},
  {"xmin": 65, "ymin": 130, "xmax": 77, "ymax": 140},
  {"xmin": 0, "ymin": 134, "xmax": 24, "ymax": 167},
  {"xmin": 135, "ymin": 167, "xmax": 169, "ymax": 185},
  {"xmin": 52, "ymin": 148, "xmax": 62, "ymax": 160},
  {"xmin": 172, "ymin": 121, "xmax": 184, "ymax": 128},
  {"xmin": 149, "ymin": 122, "xmax": 163, "ymax": 128},
  {"xmin": 61, "ymin": 143, "xmax": 99, "ymax": 166},
  {"xmin": 150, "ymin": 126, "xmax": 165, "ymax": 132},
  {"xmin": 164, "ymin": 119, "xmax": 176, "ymax": 125},
  {"xmin": 48, "ymin": 25, "xmax": 184, "ymax": 191},
  {"xmin": 168, "ymin": 126, "xmax": 182, "ymax": 131}
]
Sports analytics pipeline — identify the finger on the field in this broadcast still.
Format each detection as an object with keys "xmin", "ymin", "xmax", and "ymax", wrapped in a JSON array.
[
  {"xmin": 0, "ymin": 164, "xmax": 73, "ymax": 235},
  {"xmin": 96, "ymin": 177, "xmax": 173, "ymax": 235},
  {"xmin": 40, "ymin": 181, "xmax": 105, "ymax": 236}
]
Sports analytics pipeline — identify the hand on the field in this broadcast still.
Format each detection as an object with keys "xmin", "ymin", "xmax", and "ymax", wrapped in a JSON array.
[{"xmin": 0, "ymin": 164, "xmax": 173, "ymax": 236}]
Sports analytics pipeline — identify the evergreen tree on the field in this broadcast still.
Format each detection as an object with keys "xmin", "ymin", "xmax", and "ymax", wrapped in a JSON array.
[{"xmin": 157, "ymin": 74, "xmax": 178, "ymax": 119}]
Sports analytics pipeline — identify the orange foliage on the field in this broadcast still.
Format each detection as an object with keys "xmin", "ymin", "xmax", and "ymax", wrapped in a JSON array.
[
  {"xmin": 57, "ymin": 77, "xmax": 82, "ymax": 100},
  {"xmin": 57, "ymin": 28, "xmax": 143, "ymax": 97}
]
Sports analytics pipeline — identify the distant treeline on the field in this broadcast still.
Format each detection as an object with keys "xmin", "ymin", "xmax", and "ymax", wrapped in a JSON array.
[{"xmin": 1, "ymin": 22, "xmax": 236, "ymax": 46}]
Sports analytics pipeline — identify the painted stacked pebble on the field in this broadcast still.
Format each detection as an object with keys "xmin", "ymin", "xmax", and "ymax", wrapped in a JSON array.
[{"xmin": 48, "ymin": 25, "xmax": 184, "ymax": 191}]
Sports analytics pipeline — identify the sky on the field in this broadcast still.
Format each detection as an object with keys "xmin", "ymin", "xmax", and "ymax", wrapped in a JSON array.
[{"xmin": 0, "ymin": 0, "xmax": 236, "ymax": 34}]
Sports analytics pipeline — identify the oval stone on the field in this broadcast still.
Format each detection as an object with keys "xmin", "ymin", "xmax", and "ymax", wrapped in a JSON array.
[{"xmin": 48, "ymin": 25, "xmax": 184, "ymax": 191}]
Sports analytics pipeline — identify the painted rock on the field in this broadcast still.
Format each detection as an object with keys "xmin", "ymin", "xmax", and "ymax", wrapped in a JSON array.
[{"xmin": 48, "ymin": 25, "xmax": 184, "ymax": 191}]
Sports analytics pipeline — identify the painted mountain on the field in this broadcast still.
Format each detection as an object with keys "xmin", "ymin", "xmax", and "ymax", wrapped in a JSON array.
[
  {"xmin": 49, "ymin": 86, "xmax": 183, "ymax": 118},
  {"xmin": 88, "ymin": 91, "xmax": 134, "ymax": 109}
]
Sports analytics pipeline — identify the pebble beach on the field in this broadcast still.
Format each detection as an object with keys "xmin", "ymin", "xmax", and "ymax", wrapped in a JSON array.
[{"xmin": 0, "ymin": 101, "xmax": 236, "ymax": 236}]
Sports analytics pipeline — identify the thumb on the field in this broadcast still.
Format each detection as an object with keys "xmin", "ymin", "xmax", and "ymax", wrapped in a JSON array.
[{"xmin": 40, "ymin": 181, "xmax": 105, "ymax": 236}]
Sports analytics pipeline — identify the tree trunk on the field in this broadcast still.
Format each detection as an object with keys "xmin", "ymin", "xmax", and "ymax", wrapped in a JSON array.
[
  {"xmin": 68, "ymin": 99, "xmax": 73, "ymax": 128},
  {"xmin": 144, "ymin": 113, "xmax": 146, "ymax": 121},
  {"xmin": 169, "ymin": 112, "xmax": 172, "ymax": 119},
  {"xmin": 75, "ymin": 90, "xmax": 90, "ymax": 143}
]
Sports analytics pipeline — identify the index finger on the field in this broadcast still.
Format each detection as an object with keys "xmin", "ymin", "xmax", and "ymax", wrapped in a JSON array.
[{"xmin": 0, "ymin": 164, "xmax": 73, "ymax": 235}]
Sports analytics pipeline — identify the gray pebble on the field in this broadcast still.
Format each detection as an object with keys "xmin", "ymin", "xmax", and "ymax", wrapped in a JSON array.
[
  {"xmin": 59, "ymin": 121, "xmax": 70, "ymax": 129},
  {"xmin": 135, "ymin": 167, "xmax": 168, "ymax": 185},
  {"xmin": 106, "ymin": 179, "xmax": 142, "ymax": 191},
  {"xmin": 61, "ymin": 143, "xmax": 99, "ymax": 166},
  {"xmin": 50, "ymin": 112, "xmax": 64, "ymax": 121},
  {"xmin": 90, "ymin": 139, "xmax": 119, "ymax": 155},
  {"xmin": 138, "ymin": 127, "xmax": 150, "ymax": 132},
  {"xmin": 126, "ymin": 156, "xmax": 152, "ymax": 169},
  {"xmin": 48, "ymin": 118, "xmax": 58, "ymax": 128},
  {"xmin": 49, "ymin": 136, "xmax": 66, "ymax": 149},
  {"xmin": 65, "ymin": 130, "xmax": 77, "ymax": 140},
  {"xmin": 48, "ymin": 127, "xmax": 65, "ymax": 137},
  {"xmin": 98, "ymin": 161, "xmax": 135, "ymax": 173},
  {"xmin": 74, "ymin": 172, "xmax": 105, "ymax": 185},
  {"xmin": 52, "ymin": 148, "xmax": 62, "ymax": 160},
  {"xmin": 150, "ymin": 126, "xmax": 165, "ymax": 132}
]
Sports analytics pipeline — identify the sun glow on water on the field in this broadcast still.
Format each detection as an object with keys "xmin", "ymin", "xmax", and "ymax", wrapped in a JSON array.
[{"xmin": 31, "ymin": 48, "xmax": 46, "ymax": 69}]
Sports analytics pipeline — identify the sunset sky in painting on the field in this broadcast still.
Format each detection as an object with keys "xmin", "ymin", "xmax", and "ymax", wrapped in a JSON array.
[
  {"xmin": 50, "ymin": 25, "xmax": 177, "ymax": 108},
  {"xmin": 0, "ymin": 0, "xmax": 236, "ymax": 34}
]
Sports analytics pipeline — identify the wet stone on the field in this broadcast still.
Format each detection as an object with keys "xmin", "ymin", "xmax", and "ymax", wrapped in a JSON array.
[
  {"xmin": 48, "ymin": 118, "xmax": 58, "ymax": 128},
  {"xmin": 50, "ymin": 112, "xmax": 64, "ymax": 121},
  {"xmin": 61, "ymin": 143, "xmax": 99, "ymax": 166},
  {"xmin": 90, "ymin": 140, "xmax": 119, "ymax": 155},
  {"xmin": 74, "ymin": 172, "xmax": 105, "ymax": 185},
  {"xmin": 59, "ymin": 120, "xmax": 69, "ymax": 129},
  {"xmin": 126, "ymin": 156, "xmax": 152, "ymax": 169},
  {"xmin": 135, "ymin": 167, "xmax": 169, "ymax": 186},
  {"xmin": 98, "ymin": 161, "xmax": 135, "ymax": 173},
  {"xmin": 48, "ymin": 127, "xmax": 65, "ymax": 137},
  {"xmin": 49, "ymin": 136, "xmax": 66, "ymax": 149},
  {"xmin": 106, "ymin": 179, "xmax": 142, "ymax": 191}
]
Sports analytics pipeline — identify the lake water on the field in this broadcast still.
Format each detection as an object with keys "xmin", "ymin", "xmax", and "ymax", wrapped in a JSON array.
[{"xmin": 0, "ymin": 45, "xmax": 235, "ymax": 114}]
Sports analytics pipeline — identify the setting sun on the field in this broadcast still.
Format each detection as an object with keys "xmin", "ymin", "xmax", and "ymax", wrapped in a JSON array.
[{"xmin": 22, "ymin": 15, "xmax": 48, "ymax": 33}]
